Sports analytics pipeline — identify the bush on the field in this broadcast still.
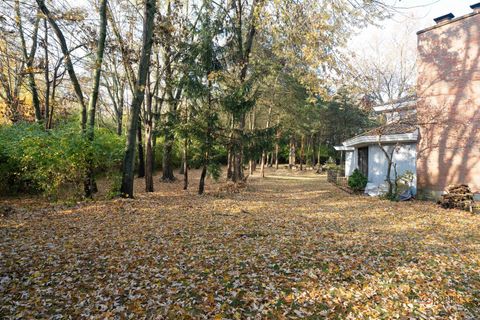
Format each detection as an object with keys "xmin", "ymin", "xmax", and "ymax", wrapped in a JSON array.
[
  {"xmin": 0, "ymin": 121, "xmax": 124, "ymax": 198},
  {"xmin": 348, "ymin": 169, "xmax": 368, "ymax": 192}
]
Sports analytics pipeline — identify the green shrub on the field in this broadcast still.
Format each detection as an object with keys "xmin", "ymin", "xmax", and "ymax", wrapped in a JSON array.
[
  {"xmin": 207, "ymin": 163, "xmax": 222, "ymax": 181},
  {"xmin": 105, "ymin": 172, "xmax": 122, "ymax": 199},
  {"xmin": 348, "ymin": 169, "xmax": 368, "ymax": 192},
  {"xmin": 0, "ymin": 121, "xmax": 124, "ymax": 198}
]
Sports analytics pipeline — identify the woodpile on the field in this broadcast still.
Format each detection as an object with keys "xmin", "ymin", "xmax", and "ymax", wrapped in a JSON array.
[{"xmin": 438, "ymin": 184, "xmax": 475, "ymax": 212}]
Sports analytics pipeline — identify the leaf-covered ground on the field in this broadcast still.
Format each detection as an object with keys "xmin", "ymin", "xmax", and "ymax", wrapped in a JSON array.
[{"xmin": 1, "ymin": 169, "xmax": 480, "ymax": 319}]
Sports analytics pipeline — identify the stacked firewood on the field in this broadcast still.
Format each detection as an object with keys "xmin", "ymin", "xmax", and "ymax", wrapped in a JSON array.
[{"xmin": 438, "ymin": 184, "xmax": 475, "ymax": 212}]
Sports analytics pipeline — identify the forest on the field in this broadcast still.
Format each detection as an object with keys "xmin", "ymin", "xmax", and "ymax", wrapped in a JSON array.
[{"xmin": 0, "ymin": 0, "xmax": 386, "ymax": 199}]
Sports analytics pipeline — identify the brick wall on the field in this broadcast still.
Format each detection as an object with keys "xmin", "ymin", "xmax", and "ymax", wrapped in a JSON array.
[{"xmin": 416, "ymin": 13, "xmax": 480, "ymax": 198}]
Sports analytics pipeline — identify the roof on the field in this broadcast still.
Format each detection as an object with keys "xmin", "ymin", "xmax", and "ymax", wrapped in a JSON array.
[
  {"xmin": 342, "ymin": 130, "xmax": 418, "ymax": 148},
  {"xmin": 357, "ymin": 119, "xmax": 417, "ymax": 137},
  {"xmin": 417, "ymin": 10, "xmax": 480, "ymax": 35},
  {"xmin": 340, "ymin": 114, "xmax": 418, "ymax": 148}
]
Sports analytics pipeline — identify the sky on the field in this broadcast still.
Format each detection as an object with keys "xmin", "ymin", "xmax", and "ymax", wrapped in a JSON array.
[
  {"xmin": 72, "ymin": 0, "xmax": 475, "ymax": 48},
  {"xmin": 386, "ymin": 0, "xmax": 473, "ymax": 25},
  {"xmin": 71, "ymin": 0, "xmax": 476, "ymax": 61},
  {"xmin": 349, "ymin": 0, "xmax": 476, "ymax": 50}
]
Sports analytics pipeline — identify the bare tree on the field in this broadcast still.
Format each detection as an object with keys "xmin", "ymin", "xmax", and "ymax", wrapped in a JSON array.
[
  {"xmin": 349, "ymin": 20, "xmax": 418, "ymax": 105},
  {"xmin": 0, "ymin": 36, "xmax": 24, "ymax": 123},
  {"xmin": 15, "ymin": 0, "xmax": 42, "ymax": 122},
  {"xmin": 36, "ymin": 0, "xmax": 87, "ymax": 130}
]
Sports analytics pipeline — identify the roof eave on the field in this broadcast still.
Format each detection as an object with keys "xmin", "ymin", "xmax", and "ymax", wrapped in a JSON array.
[
  {"xmin": 334, "ymin": 146, "xmax": 355, "ymax": 151},
  {"xmin": 343, "ymin": 130, "xmax": 419, "ymax": 148}
]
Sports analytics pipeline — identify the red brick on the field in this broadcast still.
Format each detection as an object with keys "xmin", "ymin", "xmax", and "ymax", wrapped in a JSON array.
[{"xmin": 417, "ymin": 13, "xmax": 480, "ymax": 195}]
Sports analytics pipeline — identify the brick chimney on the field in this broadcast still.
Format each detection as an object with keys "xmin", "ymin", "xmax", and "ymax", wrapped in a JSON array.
[{"xmin": 471, "ymin": 3, "xmax": 480, "ymax": 13}]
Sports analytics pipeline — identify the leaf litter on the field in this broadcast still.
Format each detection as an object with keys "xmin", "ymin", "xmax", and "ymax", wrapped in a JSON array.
[{"xmin": 1, "ymin": 168, "xmax": 479, "ymax": 319}]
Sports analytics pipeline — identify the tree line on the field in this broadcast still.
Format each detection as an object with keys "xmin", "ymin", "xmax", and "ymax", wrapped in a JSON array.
[{"xmin": 0, "ymin": 0, "xmax": 396, "ymax": 198}]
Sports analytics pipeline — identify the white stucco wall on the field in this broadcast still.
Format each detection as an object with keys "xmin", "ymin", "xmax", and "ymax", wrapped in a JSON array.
[
  {"xmin": 368, "ymin": 143, "xmax": 417, "ymax": 194},
  {"xmin": 345, "ymin": 151, "xmax": 355, "ymax": 176}
]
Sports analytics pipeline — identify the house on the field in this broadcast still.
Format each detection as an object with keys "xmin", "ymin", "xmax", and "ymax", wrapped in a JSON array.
[
  {"xmin": 335, "ymin": 97, "xmax": 418, "ymax": 196},
  {"xmin": 336, "ymin": 3, "xmax": 480, "ymax": 200}
]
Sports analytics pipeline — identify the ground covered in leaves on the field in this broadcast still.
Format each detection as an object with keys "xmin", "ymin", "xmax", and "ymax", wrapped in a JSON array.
[{"xmin": 1, "ymin": 168, "xmax": 480, "ymax": 319}]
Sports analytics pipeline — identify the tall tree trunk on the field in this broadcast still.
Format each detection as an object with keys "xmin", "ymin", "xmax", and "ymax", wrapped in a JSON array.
[
  {"xmin": 305, "ymin": 136, "xmax": 311, "ymax": 167},
  {"xmin": 84, "ymin": 0, "xmax": 108, "ymax": 198},
  {"xmin": 232, "ymin": 122, "xmax": 244, "ymax": 182},
  {"xmin": 145, "ymin": 129, "xmax": 154, "ymax": 192},
  {"xmin": 145, "ymin": 83, "xmax": 154, "ymax": 192},
  {"xmin": 260, "ymin": 151, "xmax": 266, "ymax": 178},
  {"xmin": 199, "ymin": 72, "xmax": 213, "ymax": 194},
  {"xmin": 300, "ymin": 135, "xmax": 305, "ymax": 171},
  {"xmin": 16, "ymin": 1, "xmax": 42, "ymax": 122},
  {"xmin": 152, "ymin": 81, "xmax": 163, "ymax": 168},
  {"xmin": 183, "ymin": 138, "xmax": 188, "ymax": 190},
  {"xmin": 275, "ymin": 125, "xmax": 281, "ymax": 169},
  {"xmin": 161, "ymin": 2, "xmax": 177, "ymax": 182},
  {"xmin": 260, "ymin": 106, "xmax": 272, "ymax": 178},
  {"xmin": 43, "ymin": 19, "xmax": 50, "ymax": 128},
  {"xmin": 106, "ymin": 63, "xmax": 124, "ymax": 136},
  {"xmin": 227, "ymin": 149, "xmax": 233, "ymax": 179},
  {"xmin": 311, "ymin": 135, "xmax": 316, "ymax": 167},
  {"xmin": 317, "ymin": 137, "xmax": 321, "ymax": 168},
  {"xmin": 151, "ymin": 83, "xmax": 163, "ymax": 170},
  {"xmin": 249, "ymin": 110, "xmax": 256, "ymax": 175},
  {"xmin": 120, "ymin": 0, "xmax": 156, "ymax": 198},
  {"xmin": 179, "ymin": 151, "xmax": 185, "ymax": 174},
  {"xmin": 275, "ymin": 143, "xmax": 279, "ymax": 169},
  {"xmin": 179, "ymin": 121, "xmax": 185, "ymax": 175},
  {"xmin": 47, "ymin": 64, "xmax": 61, "ymax": 129},
  {"xmin": 289, "ymin": 136, "xmax": 296, "ymax": 169},
  {"xmin": 137, "ymin": 118, "xmax": 145, "ymax": 178},
  {"xmin": 180, "ymin": 102, "xmax": 189, "ymax": 186},
  {"xmin": 36, "ymin": 0, "xmax": 87, "ymax": 129},
  {"xmin": 161, "ymin": 130, "xmax": 175, "ymax": 181},
  {"xmin": 117, "ymin": 112, "xmax": 123, "ymax": 135},
  {"xmin": 160, "ymin": 90, "xmax": 175, "ymax": 181},
  {"xmin": 230, "ymin": 0, "xmax": 262, "ymax": 183},
  {"xmin": 227, "ymin": 116, "xmax": 233, "ymax": 179},
  {"xmin": 198, "ymin": 164, "xmax": 207, "ymax": 195}
]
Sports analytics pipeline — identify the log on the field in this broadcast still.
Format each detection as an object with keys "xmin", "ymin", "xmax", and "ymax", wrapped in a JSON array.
[{"xmin": 438, "ymin": 184, "xmax": 475, "ymax": 211}]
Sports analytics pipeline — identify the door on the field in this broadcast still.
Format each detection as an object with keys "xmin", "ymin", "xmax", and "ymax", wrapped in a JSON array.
[{"xmin": 358, "ymin": 147, "xmax": 369, "ymax": 178}]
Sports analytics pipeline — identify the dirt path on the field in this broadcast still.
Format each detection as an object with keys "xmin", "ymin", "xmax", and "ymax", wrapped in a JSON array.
[{"xmin": 1, "ymin": 169, "xmax": 479, "ymax": 319}]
